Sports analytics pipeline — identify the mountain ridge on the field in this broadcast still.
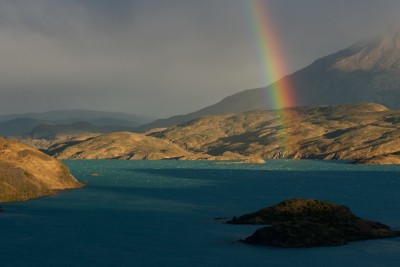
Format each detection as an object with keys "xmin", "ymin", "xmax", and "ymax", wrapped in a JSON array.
[
  {"xmin": 139, "ymin": 32, "xmax": 400, "ymax": 131},
  {"xmin": 0, "ymin": 109, "xmax": 152, "ymax": 125},
  {"xmin": 147, "ymin": 102, "xmax": 400, "ymax": 164},
  {"xmin": 27, "ymin": 102, "xmax": 400, "ymax": 165},
  {"xmin": 0, "ymin": 109, "xmax": 152, "ymax": 137}
]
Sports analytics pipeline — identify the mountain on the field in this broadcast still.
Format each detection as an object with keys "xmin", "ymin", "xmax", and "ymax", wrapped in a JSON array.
[
  {"xmin": 0, "ymin": 109, "xmax": 151, "ymax": 124},
  {"xmin": 139, "ymin": 32, "xmax": 400, "ymax": 131},
  {"xmin": 0, "ymin": 109, "xmax": 152, "ymax": 137},
  {"xmin": 0, "ymin": 137, "xmax": 83, "ymax": 203},
  {"xmin": 147, "ymin": 102, "xmax": 400, "ymax": 164},
  {"xmin": 40, "ymin": 103, "xmax": 400, "ymax": 164},
  {"xmin": 57, "ymin": 117, "xmax": 142, "ymax": 127},
  {"xmin": 28, "ymin": 121, "xmax": 136, "ymax": 140},
  {"xmin": 0, "ymin": 118, "xmax": 48, "ymax": 136}
]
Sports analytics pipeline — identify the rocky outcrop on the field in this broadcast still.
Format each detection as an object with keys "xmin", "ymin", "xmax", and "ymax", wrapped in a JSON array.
[
  {"xmin": 353, "ymin": 154, "xmax": 400, "ymax": 165},
  {"xmin": 228, "ymin": 198, "xmax": 399, "ymax": 248},
  {"xmin": 0, "ymin": 138, "xmax": 83, "ymax": 203}
]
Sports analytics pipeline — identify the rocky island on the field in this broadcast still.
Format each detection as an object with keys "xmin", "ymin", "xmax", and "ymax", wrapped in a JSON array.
[
  {"xmin": 0, "ymin": 137, "xmax": 83, "ymax": 203},
  {"xmin": 228, "ymin": 198, "xmax": 399, "ymax": 248}
]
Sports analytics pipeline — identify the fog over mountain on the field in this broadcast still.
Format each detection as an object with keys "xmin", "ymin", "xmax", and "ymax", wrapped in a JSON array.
[
  {"xmin": 0, "ymin": 0, "xmax": 399, "ymax": 117},
  {"xmin": 0, "ymin": 109, "xmax": 148, "ymax": 137},
  {"xmin": 139, "ymin": 31, "xmax": 400, "ymax": 130}
]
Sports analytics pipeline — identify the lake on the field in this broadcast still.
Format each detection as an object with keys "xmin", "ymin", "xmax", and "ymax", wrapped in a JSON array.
[{"xmin": 1, "ymin": 160, "xmax": 400, "ymax": 267}]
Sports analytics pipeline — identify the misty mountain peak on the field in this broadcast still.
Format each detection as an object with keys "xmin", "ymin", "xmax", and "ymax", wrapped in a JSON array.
[
  {"xmin": 333, "ymin": 31, "xmax": 400, "ymax": 72},
  {"xmin": 139, "ymin": 30, "xmax": 400, "ymax": 130}
]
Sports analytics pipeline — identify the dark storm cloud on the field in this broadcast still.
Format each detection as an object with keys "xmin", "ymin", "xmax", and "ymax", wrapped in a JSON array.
[
  {"xmin": 0, "ymin": 0, "xmax": 399, "ymax": 117},
  {"xmin": 0, "ymin": 0, "xmax": 136, "ymax": 32},
  {"xmin": 263, "ymin": 0, "xmax": 400, "ymax": 70}
]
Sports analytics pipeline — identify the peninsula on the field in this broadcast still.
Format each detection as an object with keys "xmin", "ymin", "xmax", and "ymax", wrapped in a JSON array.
[{"xmin": 0, "ymin": 137, "xmax": 83, "ymax": 203}]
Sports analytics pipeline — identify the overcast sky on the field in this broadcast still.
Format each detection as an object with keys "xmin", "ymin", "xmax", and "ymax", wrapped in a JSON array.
[{"xmin": 0, "ymin": 0, "xmax": 399, "ymax": 118}]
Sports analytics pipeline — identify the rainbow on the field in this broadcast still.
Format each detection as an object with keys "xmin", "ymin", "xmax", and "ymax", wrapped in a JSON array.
[
  {"xmin": 247, "ymin": 0, "xmax": 297, "ymax": 154},
  {"xmin": 247, "ymin": 0, "xmax": 295, "ymax": 109}
]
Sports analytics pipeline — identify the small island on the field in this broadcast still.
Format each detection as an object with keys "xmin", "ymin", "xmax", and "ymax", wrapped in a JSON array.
[{"xmin": 228, "ymin": 198, "xmax": 400, "ymax": 248}]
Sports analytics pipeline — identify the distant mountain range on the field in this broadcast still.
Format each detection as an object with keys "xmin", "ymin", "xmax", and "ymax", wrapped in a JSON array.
[
  {"xmin": 0, "ymin": 109, "xmax": 151, "ymax": 123},
  {"xmin": 28, "ymin": 122, "xmax": 137, "ymax": 140},
  {"xmin": 0, "ymin": 109, "xmax": 153, "ymax": 137},
  {"xmin": 138, "ymin": 32, "xmax": 400, "ymax": 131},
  {"xmin": 0, "ymin": 118, "xmax": 46, "ymax": 137},
  {"xmin": 23, "ymin": 103, "xmax": 400, "ymax": 165}
]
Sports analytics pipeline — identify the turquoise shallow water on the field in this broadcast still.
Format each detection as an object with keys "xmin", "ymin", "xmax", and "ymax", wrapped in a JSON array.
[{"xmin": 1, "ymin": 159, "xmax": 400, "ymax": 267}]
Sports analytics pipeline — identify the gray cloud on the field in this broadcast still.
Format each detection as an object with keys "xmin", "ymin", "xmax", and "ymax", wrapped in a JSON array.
[{"xmin": 0, "ymin": 0, "xmax": 399, "ymax": 117}]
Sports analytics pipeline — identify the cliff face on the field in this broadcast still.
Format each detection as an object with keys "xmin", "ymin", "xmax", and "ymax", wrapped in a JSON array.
[{"xmin": 0, "ymin": 138, "xmax": 83, "ymax": 203}]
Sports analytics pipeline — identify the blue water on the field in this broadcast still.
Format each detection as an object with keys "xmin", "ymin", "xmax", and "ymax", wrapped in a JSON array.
[{"xmin": 1, "ymin": 160, "xmax": 400, "ymax": 267}]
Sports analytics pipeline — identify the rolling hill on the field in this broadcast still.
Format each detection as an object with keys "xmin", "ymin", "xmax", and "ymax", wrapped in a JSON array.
[
  {"xmin": 39, "ymin": 103, "xmax": 400, "ymax": 165},
  {"xmin": 147, "ymin": 102, "xmax": 400, "ymax": 164},
  {"xmin": 0, "ymin": 138, "xmax": 83, "ymax": 203}
]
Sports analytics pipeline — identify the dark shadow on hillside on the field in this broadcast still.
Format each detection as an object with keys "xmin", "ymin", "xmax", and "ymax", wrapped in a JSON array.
[{"xmin": 44, "ymin": 140, "xmax": 84, "ymax": 156}]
